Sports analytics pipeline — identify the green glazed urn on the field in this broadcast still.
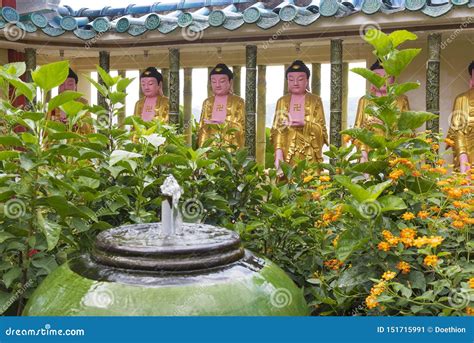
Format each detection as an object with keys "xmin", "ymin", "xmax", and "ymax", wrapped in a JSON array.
[{"xmin": 23, "ymin": 223, "xmax": 309, "ymax": 316}]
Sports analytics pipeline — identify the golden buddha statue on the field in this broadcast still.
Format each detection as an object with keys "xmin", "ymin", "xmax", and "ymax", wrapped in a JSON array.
[
  {"xmin": 353, "ymin": 61, "xmax": 410, "ymax": 160},
  {"xmin": 133, "ymin": 67, "xmax": 169, "ymax": 122},
  {"xmin": 47, "ymin": 68, "xmax": 93, "ymax": 135},
  {"xmin": 271, "ymin": 60, "xmax": 328, "ymax": 168},
  {"xmin": 197, "ymin": 63, "xmax": 246, "ymax": 149},
  {"xmin": 447, "ymin": 61, "xmax": 474, "ymax": 173}
]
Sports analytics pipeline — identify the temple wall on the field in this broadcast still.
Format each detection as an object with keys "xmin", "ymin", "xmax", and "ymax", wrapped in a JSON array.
[{"xmin": 0, "ymin": 48, "xmax": 8, "ymax": 65}]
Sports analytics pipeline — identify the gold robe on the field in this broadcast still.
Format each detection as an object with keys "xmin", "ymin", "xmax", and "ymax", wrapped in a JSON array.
[
  {"xmin": 271, "ymin": 92, "xmax": 328, "ymax": 164},
  {"xmin": 447, "ymin": 88, "xmax": 474, "ymax": 168},
  {"xmin": 133, "ymin": 96, "xmax": 169, "ymax": 122},
  {"xmin": 353, "ymin": 95, "xmax": 410, "ymax": 151},
  {"xmin": 47, "ymin": 97, "xmax": 93, "ymax": 135},
  {"xmin": 197, "ymin": 94, "xmax": 246, "ymax": 149}
]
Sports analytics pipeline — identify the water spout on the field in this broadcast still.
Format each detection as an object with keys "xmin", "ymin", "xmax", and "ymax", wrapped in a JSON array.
[{"xmin": 160, "ymin": 175, "xmax": 183, "ymax": 236}]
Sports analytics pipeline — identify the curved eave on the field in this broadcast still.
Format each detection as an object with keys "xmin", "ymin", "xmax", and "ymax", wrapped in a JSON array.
[{"xmin": 0, "ymin": 7, "xmax": 473, "ymax": 51}]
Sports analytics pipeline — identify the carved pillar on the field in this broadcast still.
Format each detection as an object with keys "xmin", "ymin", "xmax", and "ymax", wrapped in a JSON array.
[
  {"xmin": 330, "ymin": 39, "xmax": 343, "ymax": 148},
  {"xmin": 98, "ymin": 51, "xmax": 110, "ymax": 109},
  {"xmin": 233, "ymin": 65, "xmax": 241, "ymax": 97},
  {"xmin": 426, "ymin": 33, "xmax": 441, "ymax": 134},
  {"xmin": 169, "ymin": 48, "xmax": 180, "ymax": 126},
  {"xmin": 342, "ymin": 62, "xmax": 349, "ymax": 130},
  {"xmin": 183, "ymin": 68, "xmax": 192, "ymax": 145},
  {"xmin": 311, "ymin": 62, "xmax": 321, "ymax": 96},
  {"xmin": 118, "ymin": 70, "xmax": 126, "ymax": 128},
  {"xmin": 24, "ymin": 48, "xmax": 36, "ymax": 84},
  {"xmin": 161, "ymin": 68, "xmax": 169, "ymax": 97},
  {"xmin": 245, "ymin": 45, "xmax": 257, "ymax": 159},
  {"xmin": 257, "ymin": 65, "xmax": 266, "ymax": 165}
]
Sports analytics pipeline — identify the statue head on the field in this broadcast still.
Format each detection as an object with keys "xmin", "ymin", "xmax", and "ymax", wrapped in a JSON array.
[
  {"xmin": 369, "ymin": 61, "xmax": 395, "ymax": 96},
  {"xmin": 210, "ymin": 63, "xmax": 233, "ymax": 96},
  {"xmin": 59, "ymin": 68, "xmax": 78, "ymax": 93},
  {"xmin": 140, "ymin": 67, "xmax": 163, "ymax": 98},
  {"xmin": 286, "ymin": 60, "xmax": 310, "ymax": 95},
  {"xmin": 469, "ymin": 61, "xmax": 474, "ymax": 89}
]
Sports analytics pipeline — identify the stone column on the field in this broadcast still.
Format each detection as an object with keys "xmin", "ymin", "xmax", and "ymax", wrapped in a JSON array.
[
  {"xmin": 183, "ymin": 68, "xmax": 193, "ymax": 145},
  {"xmin": 245, "ymin": 45, "xmax": 257, "ymax": 159},
  {"xmin": 169, "ymin": 48, "xmax": 180, "ymax": 126},
  {"xmin": 24, "ymin": 48, "xmax": 36, "ymax": 84},
  {"xmin": 98, "ymin": 50, "xmax": 110, "ymax": 109},
  {"xmin": 257, "ymin": 65, "xmax": 266, "ymax": 165},
  {"xmin": 161, "ymin": 68, "xmax": 169, "ymax": 97},
  {"xmin": 342, "ymin": 62, "xmax": 349, "ymax": 130},
  {"xmin": 426, "ymin": 33, "xmax": 441, "ymax": 134},
  {"xmin": 311, "ymin": 63, "xmax": 321, "ymax": 96},
  {"xmin": 233, "ymin": 65, "xmax": 241, "ymax": 97},
  {"xmin": 330, "ymin": 39, "xmax": 343, "ymax": 148}
]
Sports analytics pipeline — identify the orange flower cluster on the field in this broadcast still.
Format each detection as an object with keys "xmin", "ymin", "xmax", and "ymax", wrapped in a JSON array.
[
  {"xmin": 389, "ymin": 169, "xmax": 405, "ymax": 180},
  {"xmin": 423, "ymin": 255, "xmax": 439, "ymax": 267},
  {"xmin": 389, "ymin": 158, "xmax": 414, "ymax": 169},
  {"xmin": 402, "ymin": 212, "xmax": 415, "ymax": 220},
  {"xmin": 378, "ymin": 228, "xmax": 443, "ymax": 251},
  {"xmin": 396, "ymin": 261, "xmax": 411, "ymax": 274},
  {"xmin": 469, "ymin": 277, "xmax": 474, "ymax": 289},
  {"xmin": 417, "ymin": 211, "xmax": 429, "ymax": 219},
  {"xmin": 444, "ymin": 210, "xmax": 474, "ymax": 229},
  {"xmin": 466, "ymin": 307, "xmax": 474, "ymax": 316},
  {"xmin": 399, "ymin": 228, "xmax": 417, "ymax": 247},
  {"xmin": 319, "ymin": 175, "xmax": 331, "ymax": 182},
  {"xmin": 412, "ymin": 235, "xmax": 444, "ymax": 248},
  {"xmin": 324, "ymin": 259, "xmax": 344, "ymax": 271},
  {"xmin": 382, "ymin": 271, "xmax": 397, "ymax": 281},
  {"xmin": 316, "ymin": 206, "xmax": 343, "ymax": 227},
  {"xmin": 444, "ymin": 138, "xmax": 455, "ymax": 148},
  {"xmin": 366, "ymin": 271, "xmax": 397, "ymax": 310},
  {"xmin": 303, "ymin": 175, "xmax": 314, "ymax": 183}
]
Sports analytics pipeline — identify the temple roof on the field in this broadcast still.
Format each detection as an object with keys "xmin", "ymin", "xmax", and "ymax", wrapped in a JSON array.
[{"xmin": 0, "ymin": 0, "xmax": 473, "ymax": 42}]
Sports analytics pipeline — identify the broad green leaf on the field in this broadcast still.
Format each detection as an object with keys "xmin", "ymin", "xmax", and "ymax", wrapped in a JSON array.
[
  {"xmin": 0, "ymin": 290, "xmax": 12, "ymax": 314},
  {"xmin": 336, "ymin": 227, "xmax": 369, "ymax": 261},
  {"xmin": 408, "ymin": 270, "xmax": 426, "ymax": 291},
  {"xmin": 383, "ymin": 48, "xmax": 421, "ymax": 77},
  {"xmin": 117, "ymin": 78, "xmax": 134, "ymax": 92},
  {"xmin": 32, "ymin": 60, "xmax": 69, "ymax": 92},
  {"xmin": 0, "ymin": 232, "xmax": 15, "ymax": 243},
  {"xmin": 21, "ymin": 132, "xmax": 37, "ymax": 144},
  {"xmin": 47, "ymin": 91, "xmax": 82, "ymax": 112},
  {"xmin": 364, "ymin": 29, "xmax": 392, "ymax": 56},
  {"xmin": 109, "ymin": 91, "xmax": 126, "ymax": 104},
  {"xmin": 96, "ymin": 65, "xmax": 115, "ymax": 88},
  {"xmin": 31, "ymin": 256, "xmax": 57, "ymax": 274},
  {"xmin": 49, "ymin": 132, "xmax": 84, "ymax": 140},
  {"xmin": 366, "ymin": 180, "xmax": 393, "ymax": 201},
  {"xmin": 109, "ymin": 150, "xmax": 143, "ymax": 166},
  {"xmin": 333, "ymin": 175, "xmax": 370, "ymax": 202},
  {"xmin": 1, "ymin": 75, "xmax": 35, "ymax": 102},
  {"xmin": 379, "ymin": 195, "xmax": 407, "ymax": 212},
  {"xmin": 4, "ymin": 62, "xmax": 26, "ymax": 77},
  {"xmin": 389, "ymin": 30, "xmax": 418, "ymax": 48},
  {"xmin": 85, "ymin": 75, "xmax": 108, "ymax": 97},
  {"xmin": 341, "ymin": 128, "xmax": 386, "ymax": 149},
  {"xmin": 61, "ymin": 101, "xmax": 85, "ymax": 117},
  {"xmin": 351, "ymin": 68, "xmax": 385, "ymax": 89},
  {"xmin": 0, "ymin": 151, "xmax": 19, "ymax": 161},
  {"xmin": 143, "ymin": 134, "xmax": 166, "ymax": 148},
  {"xmin": 0, "ymin": 136, "xmax": 23, "ymax": 147},
  {"xmin": 352, "ymin": 161, "xmax": 389, "ymax": 176},
  {"xmin": 393, "ymin": 82, "xmax": 420, "ymax": 96},
  {"xmin": 36, "ymin": 211, "xmax": 61, "ymax": 251},
  {"xmin": 398, "ymin": 111, "xmax": 437, "ymax": 130},
  {"xmin": 2, "ymin": 267, "xmax": 21, "ymax": 288}
]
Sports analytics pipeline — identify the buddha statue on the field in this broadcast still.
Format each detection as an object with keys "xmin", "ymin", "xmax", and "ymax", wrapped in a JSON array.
[
  {"xmin": 197, "ymin": 63, "xmax": 246, "ymax": 149},
  {"xmin": 447, "ymin": 61, "xmax": 474, "ymax": 173},
  {"xmin": 353, "ymin": 61, "xmax": 410, "ymax": 162},
  {"xmin": 134, "ymin": 67, "xmax": 169, "ymax": 122},
  {"xmin": 271, "ymin": 60, "xmax": 328, "ymax": 168},
  {"xmin": 48, "ymin": 68, "xmax": 93, "ymax": 135}
]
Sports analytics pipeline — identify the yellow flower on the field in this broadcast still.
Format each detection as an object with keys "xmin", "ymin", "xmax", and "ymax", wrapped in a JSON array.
[
  {"xmin": 452, "ymin": 220, "xmax": 465, "ymax": 229},
  {"xmin": 382, "ymin": 271, "xmax": 397, "ymax": 281},
  {"xmin": 466, "ymin": 307, "xmax": 474, "ymax": 316},
  {"xmin": 303, "ymin": 175, "xmax": 314, "ymax": 183},
  {"xmin": 417, "ymin": 211, "xmax": 429, "ymax": 219},
  {"xmin": 427, "ymin": 236, "xmax": 444, "ymax": 248},
  {"xmin": 319, "ymin": 175, "xmax": 331, "ymax": 182},
  {"xmin": 389, "ymin": 169, "xmax": 405, "ymax": 180},
  {"xmin": 311, "ymin": 192, "xmax": 321, "ymax": 201},
  {"xmin": 469, "ymin": 278, "xmax": 474, "ymax": 289},
  {"xmin": 400, "ymin": 228, "xmax": 416, "ymax": 247},
  {"xmin": 396, "ymin": 261, "xmax": 411, "ymax": 274},
  {"xmin": 377, "ymin": 242, "xmax": 390, "ymax": 252},
  {"xmin": 402, "ymin": 212, "xmax": 415, "ymax": 220},
  {"xmin": 324, "ymin": 259, "xmax": 344, "ymax": 271},
  {"xmin": 444, "ymin": 138, "xmax": 455, "ymax": 147},
  {"xmin": 370, "ymin": 281, "xmax": 386, "ymax": 296},
  {"xmin": 424, "ymin": 255, "xmax": 439, "ymax": 267},
  {"xmin": 366, "ymin": 295, "xmax": 379, "ymax": 309}
]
